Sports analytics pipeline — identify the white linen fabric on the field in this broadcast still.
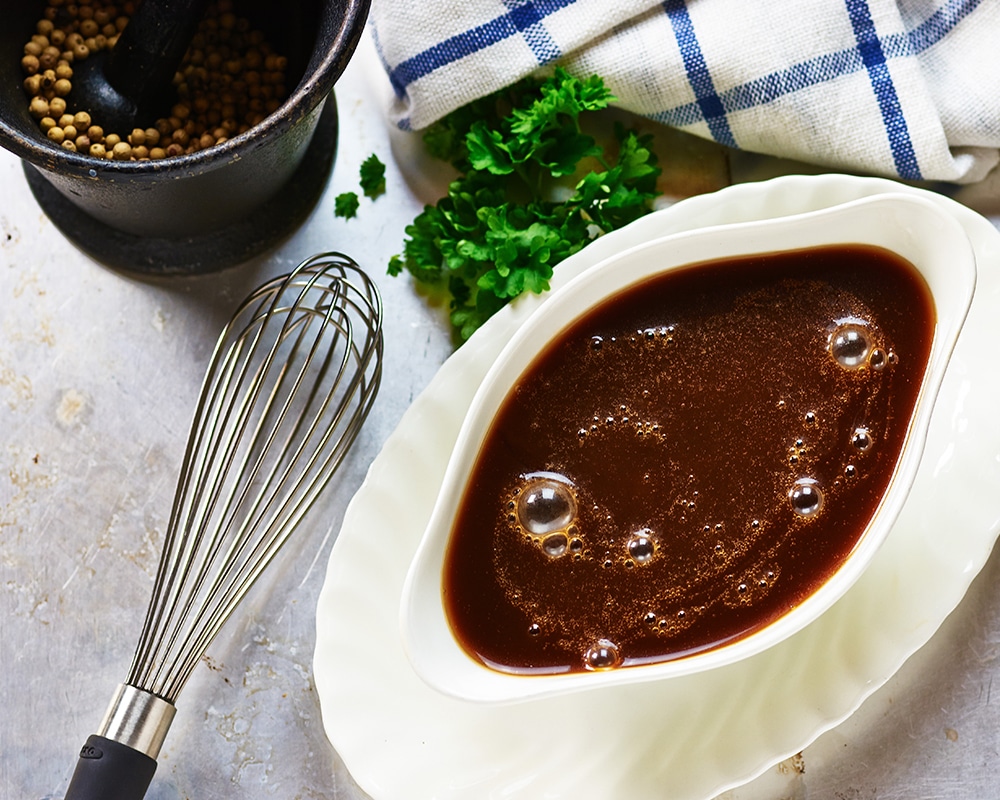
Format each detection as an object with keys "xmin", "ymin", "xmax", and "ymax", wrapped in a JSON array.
[{"xmin": 369, "ymin": 0, "xmax": 1000, "ymax": 183}]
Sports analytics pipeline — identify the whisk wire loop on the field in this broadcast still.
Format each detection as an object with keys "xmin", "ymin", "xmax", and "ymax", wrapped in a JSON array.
[
  {"xmin": 171, "ymin": 282, "xmax": 374, "ymax": 690},
  {"xmin": 124, "ymin": 253, "xmax": 382, "ymax": 702}
]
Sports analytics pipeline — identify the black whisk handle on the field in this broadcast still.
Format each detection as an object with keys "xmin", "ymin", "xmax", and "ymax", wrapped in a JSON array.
[{"xmin": 64, "ymin": 735, "xmax": 157, "ymax": 800}]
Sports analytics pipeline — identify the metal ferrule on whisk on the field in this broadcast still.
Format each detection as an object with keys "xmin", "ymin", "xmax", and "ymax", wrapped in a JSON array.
[{"xmin": 98, "ymin": 684, "xmax": 176, "ymax": 760}]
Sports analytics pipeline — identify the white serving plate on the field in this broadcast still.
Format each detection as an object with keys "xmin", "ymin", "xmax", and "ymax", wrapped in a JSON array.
[{"xmin": 314, "ymin": 174, "xmax": 1000, "ymax": 800}]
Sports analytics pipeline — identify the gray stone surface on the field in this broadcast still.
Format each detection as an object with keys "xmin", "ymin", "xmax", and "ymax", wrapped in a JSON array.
[{"xmin": 2, "ymin": 28, "xmax": 1000, "ymax": 800}]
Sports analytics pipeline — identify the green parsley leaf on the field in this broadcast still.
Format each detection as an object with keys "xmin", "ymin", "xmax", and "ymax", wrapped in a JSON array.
[
  {"xmin": 334, "ymin": 192, "xmax": 360, "ymax": 219},
  {"xmin": 359, "ymin": 154, "xmax": 386, "ymax": 199},
  {"xmin": 389, "ymin": 69, "xmax": 662, "ymax": 343}
]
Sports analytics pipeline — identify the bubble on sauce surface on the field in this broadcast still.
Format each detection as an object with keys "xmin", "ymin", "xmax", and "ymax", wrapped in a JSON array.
[
  {"xmin": 584, "ymin": 639, "xmax": 621, "ymax": 671},
  {"xmin": 852, "ymin": 427, "xmax": 873, "ymax": 453},
  {"xmin": 829, "ymin": 320, "xmax": 873, "ymax": 369},
  {"xmin": 541, "ymin": 532, "xmax": 569, "ymax": 558},
  {"xmin": 789, "ymin": 478, "xmax": 824, "ymax": 517},
  {"xmin": 516, "ymin": 473, "xmax": 577, "ymax": 535},
  {"xmin": 626, "ymin": 530, "xmax": 656, "ymax": 564}
]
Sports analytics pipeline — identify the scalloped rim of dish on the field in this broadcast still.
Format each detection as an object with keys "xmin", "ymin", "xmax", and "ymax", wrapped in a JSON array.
[
  {"xmin": 314, "ymin": 174, "xmax": 1000, "ymax": 800},
  {"xmin": 401, "ymin": 192, "xmax": 977, "ymax": 704}
]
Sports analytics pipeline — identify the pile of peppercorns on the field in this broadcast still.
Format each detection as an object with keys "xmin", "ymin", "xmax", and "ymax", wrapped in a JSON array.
[{"xmin": 20, "ymin": 0, "xmax": 289, "ymax": 161}]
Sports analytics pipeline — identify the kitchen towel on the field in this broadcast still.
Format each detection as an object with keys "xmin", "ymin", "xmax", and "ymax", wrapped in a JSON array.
[{"xmin": 369, "ymin": 0, "xmax": 1000, "ymax": 183}]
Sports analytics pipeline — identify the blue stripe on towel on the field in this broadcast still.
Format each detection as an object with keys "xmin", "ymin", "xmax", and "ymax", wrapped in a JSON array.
[
  {"xmin": 387, "ymin": 0, "xmax": 576, "ymax": 98},
  {"xmin": 908, "ymin": 0, "xmax": 981, "ymax": 53},
  {"xmin": 385, "ymin": 0, "xmax": 976, "ymax": 177},
  {"xmin": 844, "ymin": 0, "xmax": 921, "ymax": 179},
  {"xmin": 657, "ymin": 0, "xmax": 976, "ymax": 129},
  {"xmin": 713, "ymin": 50, "xmax": 865, "ymax": 126},
  {"xmin": 504, "ymin": 0, "xmax": 563, "ymax": 64},
  {"xmin": 662, "ymin": 0, "xmax": 737, "ymax": 149},
  {"xmin": 651, "ymin": 0, "xmax": 973, "ymax": 178}
]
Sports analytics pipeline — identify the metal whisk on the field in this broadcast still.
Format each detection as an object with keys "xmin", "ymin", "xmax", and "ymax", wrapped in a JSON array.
[{"xmin": 64, "ymin": 253, "xmax": 383, "ymax": 800}]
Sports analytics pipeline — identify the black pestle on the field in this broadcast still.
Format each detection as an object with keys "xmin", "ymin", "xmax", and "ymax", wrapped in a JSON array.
[{"xmin": 68, "ymin": 0, "xmax": 210, "ymax": 133}]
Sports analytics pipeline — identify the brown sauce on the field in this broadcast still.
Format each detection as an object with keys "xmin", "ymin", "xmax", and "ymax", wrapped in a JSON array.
[{"xmin": 443, "ymin": 245, "xmax": 935, "ymax": 675}]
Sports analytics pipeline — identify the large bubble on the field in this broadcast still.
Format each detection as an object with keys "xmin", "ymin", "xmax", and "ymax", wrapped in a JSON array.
[
  {"xmin": 829, "ymin": 320, "xmax": 873, "ymax": 369},
  {"xmin": 789, "ymin": 477, "xmax": 824, "ymax": 518},
  {"xmin": 626, "ymin": 529, "xmax": 657, "ymax": 564},
  {"xmin": 583, "ymin": 639, "xmax": 621, "ymax": 670},
  {"xmin": 516, "ymin": 473, "xmax": 578, "ymax": 536},
  {"xmin": 852, "ymin": 427, "xmax": 874, "ymax": 453}
]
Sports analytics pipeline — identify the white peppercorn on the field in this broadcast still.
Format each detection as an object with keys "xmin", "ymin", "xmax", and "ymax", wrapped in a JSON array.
[{"xmin": 29, "ymin": 96, "xmax": 49, "ymax": 118}]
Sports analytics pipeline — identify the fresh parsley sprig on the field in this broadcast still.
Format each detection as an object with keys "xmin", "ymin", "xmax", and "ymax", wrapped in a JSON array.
[
  {"xmin": 389, "ymin": 68, "xmax": 662, "ymax": 343},
  {"xmin": 335, "ymin": 153, "xmax": 387, "ymax": 219},
  {"xmin": 359, "ymin": 153, "xmax": 386, "ymax": 199}
]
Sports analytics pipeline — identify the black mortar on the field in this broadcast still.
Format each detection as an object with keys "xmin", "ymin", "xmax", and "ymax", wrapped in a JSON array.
[{"xmin": 0, "ymin": 0, "xmax": 370, "ymax": 274}]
